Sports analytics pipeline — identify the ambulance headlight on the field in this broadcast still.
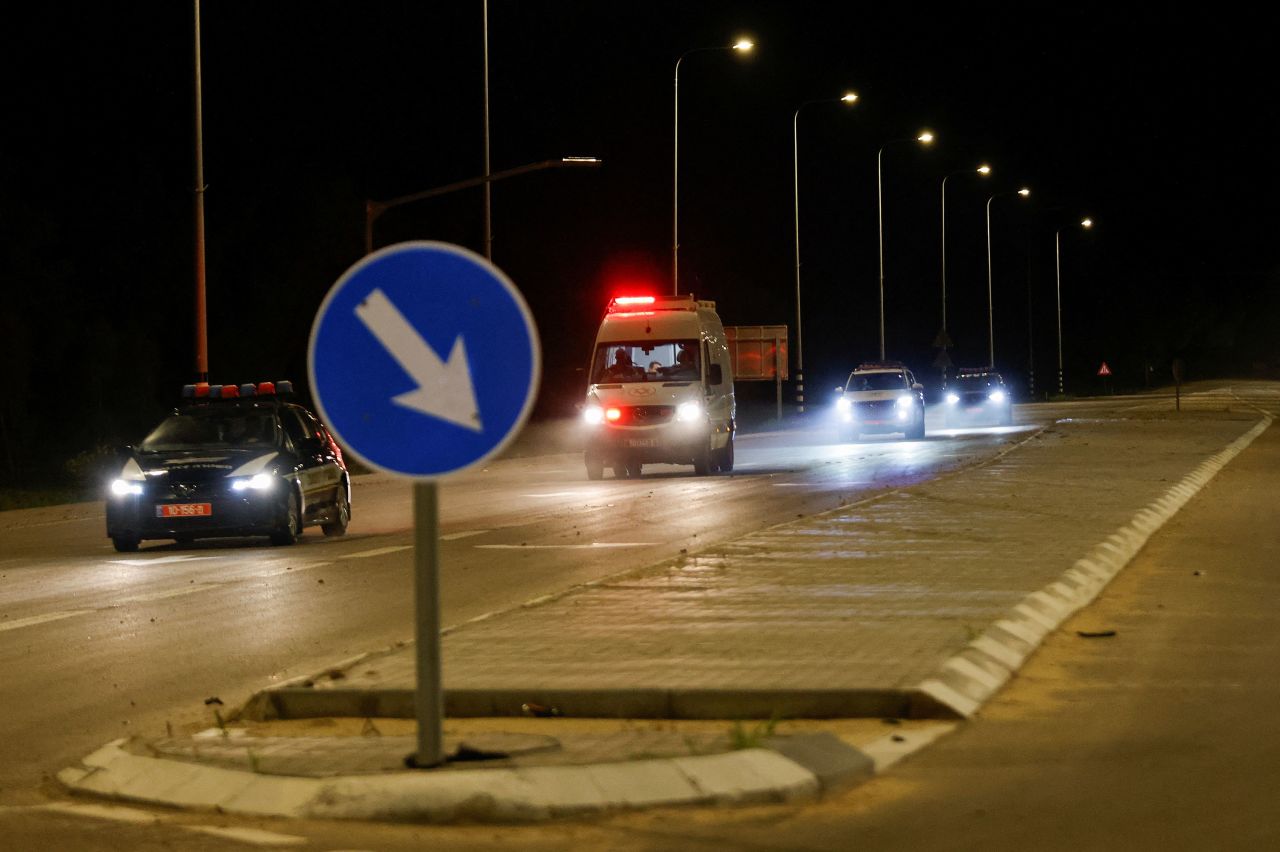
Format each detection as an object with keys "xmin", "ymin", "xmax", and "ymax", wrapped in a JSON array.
[
  {"xmin": 582, "ymin": 404, "xmax": 605, "ymax": 425},
  {"xmin": 676, "ymin": 401, "xmax": 703, "ymax": 422},
  {"xmin": 989, "ymin": 389, "xmax": 1006, "ymax": 403},
  {"xmin": 836, "ymin": 397, "xmax": 851, "ymax": 412},
  {"xmin": 110, "ymin": 479, "xmax": 143, "ymax": 497},
  {"xmin": 896, "ymin": 395, "xmax": 914, "ymax": 408},
  {"xmin": 231, "ymin": 473, "xmax": 276, "ymax": 492}
]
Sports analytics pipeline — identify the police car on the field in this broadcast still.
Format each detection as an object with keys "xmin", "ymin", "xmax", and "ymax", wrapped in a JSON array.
[
  {"xmin": 105, "ymin": 381, "xmax": 351, "ymax": 552},
  {"xmin": 943, "ymin": 369, "xmax": 1013, "ymax": 427},
  {"xmin": 834, "ymin": 362, "xmax": 926, "ymax": 441}
]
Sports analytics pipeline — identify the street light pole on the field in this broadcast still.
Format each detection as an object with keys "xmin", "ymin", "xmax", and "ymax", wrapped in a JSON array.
[
  {"xmin": 364, "ymin": 157, "xmax": 602, "ymax": 256},
  {"xmin": 877, "ymin": 131, "xmax": 934, "ymax": 360},
  {"xmin": 673, "ymin": 39, "xmax": 754, "ymax": 296},
  {"xmin": 482, "ymin": 0, "xmax": 492, "ymax": 260},
  {"xmin": 1054, "ymin": 217, "xmax": 1094, "ymax": 395},
  {"xmin": 939, "ymin": 163, "xmax": 991, "ymax": 369},
  {"xmin": 793, "ymin": 92, "xmax": 857, "ymax": 413},
  {"xmin": 192, "ymin": 0, "xmax": 208, "ymax": 383},
  {"xmin": 984, "ymin": 187, "xmax": 1030, "ymax": 369}
]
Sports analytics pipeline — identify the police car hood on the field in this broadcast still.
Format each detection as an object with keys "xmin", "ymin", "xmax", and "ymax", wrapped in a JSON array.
[
  {"xmin": 843, "ymin": 389, "xmax": 908, "ymax": 402},
  {"xmin": 130, "ymin": 447, "xmax": 281, "ymax": 478}
]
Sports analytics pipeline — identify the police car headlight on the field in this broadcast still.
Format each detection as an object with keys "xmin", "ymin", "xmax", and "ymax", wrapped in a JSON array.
[
  {"xmin": 110, "ymin": 479, "xmax": 143, "ymax": 497},
  {"xmin": 836, "ymin": 397, "xmax": 851, "ymax": 412},
  {"xmin": 582, "ymin": 404, "xmax": 604, "ymax": 425},
  {"xmin": 676, "ymin": 401, "xmax": 703, "ymax": 422},
  {"xmin": 896, "ymin": 394, "xmax": 914, "ymax": 408},
  {"xmin": 989, "ymin": 389, "xmax": 1006, "ymax": 403},
  {"xmin": 945, "ymin": 392, "xmax": 960, "ymax": 405},
  {"xmin": 231, "ymin": 473, "xmax": 276, "ymax": 492}
]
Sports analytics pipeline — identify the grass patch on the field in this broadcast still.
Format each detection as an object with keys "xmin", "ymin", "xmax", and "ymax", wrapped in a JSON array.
[{"xmin": 728, "ymin": 715, "xmax": 781, "ymax": 750}]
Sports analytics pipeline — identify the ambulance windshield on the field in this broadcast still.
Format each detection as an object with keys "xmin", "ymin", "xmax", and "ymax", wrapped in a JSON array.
[{"xmin": 591, "ymin": 340, "xmax": 700, "ymax": 383}]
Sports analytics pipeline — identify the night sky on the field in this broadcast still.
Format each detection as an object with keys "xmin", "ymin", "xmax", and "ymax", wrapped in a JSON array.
[{"xmin": 3, "ymin": 2, "xmax": 1276, "ymax": 483}]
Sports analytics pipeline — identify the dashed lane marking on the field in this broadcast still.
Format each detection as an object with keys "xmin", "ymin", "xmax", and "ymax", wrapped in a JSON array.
[
  {"xmin": 11, "ymin": 802, "xmax": 161, "ymax": 825},
  {"xmin": 182, "ymin": 825, "xmax": 307, "ymax": 846},
  {"xmin": 476, "ymin": 542, "xmax": 654, "ymax": 550},
  {"xmin": 113, "ymin": 583, "xmax": 223, "ymax": 605},
  {"xmin": 339, "ymin": 545, "xmax": 411, "ymax": 559},
  {"xmin": 0, "ymin": 610, "xmax": 94, "ymax": 633},
  {"xmin": 107, "ymin": 555, "xmax": 220, "ymax": 566},
  {"xmin": 442, "ymin": 529, "xmax": 490, "ymax": 541}
]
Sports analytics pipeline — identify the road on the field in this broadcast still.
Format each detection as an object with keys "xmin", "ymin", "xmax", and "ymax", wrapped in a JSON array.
[{"xmin": 1, "ymin": 382, "xmax": 1275, "ymax": 849}]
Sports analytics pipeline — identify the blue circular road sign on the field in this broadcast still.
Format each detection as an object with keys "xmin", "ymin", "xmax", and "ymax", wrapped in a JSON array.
[{"xmin": 308, "ymin": 242, "xmax": 541, "ymax": 479}]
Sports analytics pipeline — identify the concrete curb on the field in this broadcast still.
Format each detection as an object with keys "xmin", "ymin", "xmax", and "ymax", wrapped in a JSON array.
[
  {"xmin": 916, "ymin": 414, "xmax": 1273, "ymax": 717},
  {"xmin": 58, "ymin": 734, "xmax": 868, "ymax": 823}
]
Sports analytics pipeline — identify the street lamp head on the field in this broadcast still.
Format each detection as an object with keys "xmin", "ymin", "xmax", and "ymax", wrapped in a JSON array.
[
  {"xmin": 917, "ymin": 131, "xmax": 935, "ymax": 145},
  {"xmin": 732, "ymin": 39, "xmax": 754, "ymax": 52},
  {"xmin": 977, "ymin": 164, "xmax": 992, "ymax": 175},
  {"xmin": 1081, "ymin": 217, "xmax": 1094, "ymax": 229},
  {"xmin": 841, "ymin": 91, "xmax": 859, "ymax": 104},
  {"xmin": 1018, "ymin": 187, "xmax": 1031, "ymax": 197}
]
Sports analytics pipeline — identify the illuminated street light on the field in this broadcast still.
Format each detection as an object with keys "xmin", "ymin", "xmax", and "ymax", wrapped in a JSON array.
[
  {"xmin": 1055, "ymin": 216, "xmax": 1095, "ymax": 395},
  {"xmin": 939, "ymin": 162, "xmax": 993, "ymax": 366},
  {"xmin": 792, "ymin": 91, "xmax": 858, "ymax": 413},
  {"xmin": 876, "ymin": 130, "xmax": 935, "ymax": 359},
  {"xmin": 984, "ymin": 186, "xmax": 1032, "ymax": 369},
  {"xmin": 673, "ymin": 38, "xmax": 755, "ymax": 295}
]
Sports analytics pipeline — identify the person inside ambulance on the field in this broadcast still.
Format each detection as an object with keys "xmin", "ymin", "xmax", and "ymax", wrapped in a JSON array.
[
  {"xmin": 606, "ymin": 348, "xmax": 641, "ymax": 381},
  {"xmin": 667, "ymin": 344, "xmax": 698, "ymax": 379}
]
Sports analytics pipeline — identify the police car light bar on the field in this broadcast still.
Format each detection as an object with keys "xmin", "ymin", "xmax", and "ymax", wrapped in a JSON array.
[
  {"xmin": 857, "ymin": 360, "xmax": 906, "ymax": 370},
  {"xmin": 181, "ymin": 380, "xmax": 295, "ymax": 400},
  {"xmin": 957, "ymin": 367, "xmax": 992, "ymax": 376}
]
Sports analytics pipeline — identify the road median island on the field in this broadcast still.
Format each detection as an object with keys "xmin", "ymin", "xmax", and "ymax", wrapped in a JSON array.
[{"xmin": 59, "ymin": 404, "xmax": 1273, "ymax": 822}]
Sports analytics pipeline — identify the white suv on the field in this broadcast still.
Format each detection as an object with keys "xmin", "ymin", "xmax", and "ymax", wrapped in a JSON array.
[{"xmin": 834, "ymin": 363, "xmax": 926, "ymax": 441}]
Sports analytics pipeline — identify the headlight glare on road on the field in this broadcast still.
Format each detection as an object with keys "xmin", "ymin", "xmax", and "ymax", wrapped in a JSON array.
[
  {"xmin": 989, "ymin": 389, "xmax": 1006, "ymax": 403},
  {"xmin": 231, "ymin": 473, "xmax": 275, "ymax": 492},
  {"xmin": 676, "ymin": 401, "xmax": 703, "ymax": 422},
  {"xmin": 945, "ymin": 392, "xmax": 960, "ymax": 405},
  {"xmin": 582, "ymin": 404, "xmax": 604, "ymax": 425},
  {"xmin": 110, "ymin": 478, "xmax": 143, "ymax": 497}
]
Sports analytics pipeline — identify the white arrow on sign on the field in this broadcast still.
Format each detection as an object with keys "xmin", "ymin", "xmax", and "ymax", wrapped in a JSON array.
[{"xmin": 355, "ymin": 288, "xmax": 484, "ymax": 433}]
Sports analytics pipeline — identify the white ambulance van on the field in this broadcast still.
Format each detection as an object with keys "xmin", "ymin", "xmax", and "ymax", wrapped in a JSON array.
[{"xmin": 581, "ymin": 294, "xmax": 735, "ymax": 479}]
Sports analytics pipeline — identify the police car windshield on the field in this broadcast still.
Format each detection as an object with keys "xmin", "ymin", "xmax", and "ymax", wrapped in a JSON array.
[
  {"xmin": 591, "ymin": 340, "xmax": 700, "ymax": 383},
  {"xmin": 955, "ymin": 375, "xmax": 999, "ymax": 388},
  {"xmin": 847, "ymin": 372, "xmax": 906, "ymax": 391},
  {"xmin": 140, "ymin": 411, "xmax": 279, "ymax": 452}
]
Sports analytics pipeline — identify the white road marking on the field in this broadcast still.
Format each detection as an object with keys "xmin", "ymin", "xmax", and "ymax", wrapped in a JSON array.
[
  {"xmin": 258, "ymin": 562, "xmax": 329, "ymax": 577},
  {"xmin": 522, "ymin": 491, "xmax": 585, "ymax": 498},
  {"xmin": 340, "ymin": 545, "xmax": 411, "ymax": 559},
  {"xmin": 23, "ymin": 801, "xmax": 161, "ymax": 825},
  {"xmin": 0, "ymin": 610, "xmax": 94, "ymax": 633},
  {"xmin": 114, "ymin": 584, "xmax": 222, "ymax": 605},
  {"xmin": 442, "ymin": 529, "xmax": 490, "ymax": 541},
  {"xmin": 107, "ymin": 555, "xmax": 219, "ymax": 566},
  {"xmin": 182, "ymin": 825, "xmax": 307, "ymax": 846},
  {"xmin": 476, "ymin": 542, "xmax": 653, "ymax": 550}
]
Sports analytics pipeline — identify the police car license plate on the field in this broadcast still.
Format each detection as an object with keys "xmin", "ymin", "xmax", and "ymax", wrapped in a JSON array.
[
  {"xmin": 157, "ymin": 503, "xmax": 212, "ymax": 518},
  {"xmin": 627, "ymin": 438, "xmax": 656, "ymax": 448}
]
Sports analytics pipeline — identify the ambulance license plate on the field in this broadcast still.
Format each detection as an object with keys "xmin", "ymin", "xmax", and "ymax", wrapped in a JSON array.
[{"xmin": 627, "ymin": 438, "xmax": 656, "ymax": 448}]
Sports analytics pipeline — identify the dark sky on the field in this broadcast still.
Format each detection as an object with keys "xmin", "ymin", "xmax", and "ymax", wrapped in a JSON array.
[{"xmin": 2, "ymin": 2, "xmax": 1277, "ymax": 476}]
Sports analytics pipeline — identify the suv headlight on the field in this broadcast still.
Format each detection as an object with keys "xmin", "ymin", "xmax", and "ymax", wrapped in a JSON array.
[
  {"xmin": 231, "ymin": 473, "xmax": 276, "ymax": 492},
  {"xmin": 676, "ymin": 401, "xmax": 703, "ymax": 422}
]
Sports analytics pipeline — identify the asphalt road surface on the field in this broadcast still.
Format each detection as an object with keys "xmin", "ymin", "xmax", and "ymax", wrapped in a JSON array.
[{"xmin": 2, "ymin": 383, "xmax": 1275, "ymax": 849}]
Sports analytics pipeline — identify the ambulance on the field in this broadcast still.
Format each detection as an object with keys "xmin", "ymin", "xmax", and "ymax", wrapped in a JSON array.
[{"xmin": 581, "ymin": 294, "xmax": 735, "ymax": 479}]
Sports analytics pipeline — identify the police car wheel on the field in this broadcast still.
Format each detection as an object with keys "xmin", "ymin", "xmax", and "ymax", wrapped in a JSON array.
[
  {"xmin": 585, "ymin": 452, "xmax": 604, "ymax": 480},
  {"xmin": 612, "ymin": 463, "xmax": 628, "ymax": 479},
  {"xmin": 270, "ymin": 491, "xmax": 302, "ymax": 546},
  {"xmin": 626, "ymin": 461, "xmax": 643, "ymax": 478},
  {"xmin": 112, "ymin": 535, "xmax": 139, "ymax": 553},
  {"xmin": 322, "ymin": 486, "xmax": 350, "ymax": 537}
]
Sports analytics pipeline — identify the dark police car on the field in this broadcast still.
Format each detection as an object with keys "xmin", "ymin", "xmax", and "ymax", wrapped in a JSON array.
[
  {"xmin": 105, "ymin": 381, "xmax": 350, "ymax": 552},
  {"xmin": 943, "ymin": 369, "xmax": 1013, "ymax": 427}
]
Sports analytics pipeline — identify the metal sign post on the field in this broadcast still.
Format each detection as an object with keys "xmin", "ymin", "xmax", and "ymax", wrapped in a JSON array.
[{"xmin": 309, "ymin": 242, "xmax": 540, "ymax": 769}]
